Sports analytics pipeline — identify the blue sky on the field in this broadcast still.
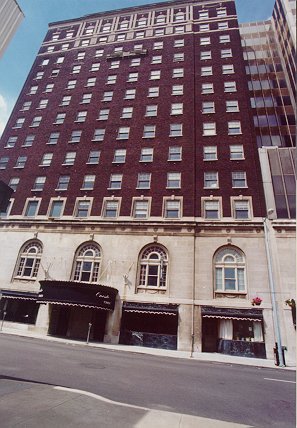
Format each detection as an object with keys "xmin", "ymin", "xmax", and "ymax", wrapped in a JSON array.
[{"xmin": 0, "ymin": 0, "xmax": 275, "ymax": 134}]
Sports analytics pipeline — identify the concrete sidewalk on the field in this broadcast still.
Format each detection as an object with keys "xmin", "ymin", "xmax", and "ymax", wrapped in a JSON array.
[{"xmin": 1, "ymin": 327, "xmax": 295, "ymax": 370}]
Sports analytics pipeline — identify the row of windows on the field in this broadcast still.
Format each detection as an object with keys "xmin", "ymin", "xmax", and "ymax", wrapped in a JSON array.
[{"xmin": 3, "ymin": 197, "xmax": 252, "ymax": 221}]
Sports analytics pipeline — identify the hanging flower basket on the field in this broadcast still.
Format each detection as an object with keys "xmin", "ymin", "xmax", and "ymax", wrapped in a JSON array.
[{"xmin": 251, "ymin": 297, "xmax": 262, "ymax": 306}]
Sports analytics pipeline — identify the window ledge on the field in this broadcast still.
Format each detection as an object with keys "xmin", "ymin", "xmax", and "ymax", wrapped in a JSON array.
[
  {"xmin": 107, "ymin": 187, "xmax": 121, "ymax": 190},
  {"xmin": 204, "ymin": 186, "xmax": 219, "ymax": 189},
  {"xmin": 232, "ymin": 186, "xmax": 248, "ymax": 189},
  {"xmin": 55, "ymin": 188, "xmax": 67, "ymax": 191},
  {"xmin": 39, "ymin": 164, "xmax": 50, "ymax": 167},
  {"xmin": 13, "ymin": 166, "xmax": 25, "ymax": 169}
]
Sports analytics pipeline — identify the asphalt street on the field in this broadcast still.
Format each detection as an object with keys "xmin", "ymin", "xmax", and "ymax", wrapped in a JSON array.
[{"xmin": 0, "ymin": 335, "xmax": 295, "ymax": 427}]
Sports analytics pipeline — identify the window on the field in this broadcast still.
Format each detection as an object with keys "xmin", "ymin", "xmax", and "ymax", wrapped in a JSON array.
[
  {"xmin": 203, "ymin": 122, "xmax": 216, "ymax": 136},
  {"xmin": 174, "ymin": 39, "xmax": 184, "ymax": 47},
  {"xmin": 56, "ymin": 175, "xmax": 70, "ymax": 190},
  {"xmin": 81, "ymin": 93, "xmax": 92, "ymax": 104},
  {"xmin": 172, "ymin": 68, "xmax": 184, "ymax": 78},
  {"xmin": 87, "ymin": 150, "xmax": 100, "ymax": 164},
  {"xmin": 232, "ymin": 172, "xmax": 247, "ymax": 188},
  {"xmin": 86, "ymin": 77, "xmax": 96, "ymax": 87},
  {"xmin": 119, "ymin": 20, "xmax": 129, "ymax": 29},
  {"xmin": 228, "ymin": 121, "xmax": 242, "ymax": 135},
  {"xmin": 95, "ymin": 49, "xmax": 104, "ymax": 57},
  {"xmin": 40, "ymin": 153, "xmax": 53, "ymax": 166},
  {"xmin": 201, "ymin": 66, "xmax": 213, "ymax": 76},
  {"xmin": 172, "ymin": 84, "xmax": 183, "ymax": 95},
  {"xmin": 61, "ymin": 43, "xmax": 69, "ymax": 51},
  {"xmin": 224, "ymin": 81, "xmax": 237, "ymax": 92},
  {"xmin": 54, "ymin": 113, "xmax": 65, "ymax": 124},
  {"xmin": 153, "ymin": 41, "xmax": 163, "ymax": 50},
  {"xmin": 170, "ymin": 123, "xmax": 182, "ymax": 137},
  {"xmin": 77, "ymin": 52, "xmax": 86, "ymax": 61},
  {"xmin": 0, "ymin": 157, "xmax": 9, "ymax": 169},
  {"xmin": 138, "ymin": 246, "xmax": 168, "ymax": 289},
  {"xmin": 98, "ymin": 109, "xmax": 110, "ymax": 120},
  {"xmin": 121, "ymin": 107, "xmax": 133, "ymax": 119},
  {"xmin": 5, "ymin": 137, "xmax": 17, "ymax": 148},
  {"xmin": 155, "ymin": 14, "xmax": 166, "ymax": 24},
  {"xmin": 204, "ymin": 200, "xmax": 220, "ymax": 219},
  {"xmin": 66, "ymin": 31, "xmax": 74, "ymax": 39},
  {"xmin": 151, "ymin": 55, "xmax": 162, "ymax": 64},
  {"xmin": 150, "ymin": 70, "xmax": 161, "ymax": 80},
  {"xmin": 233, "ymin": 200, "xmax": 250, "ymax": 219},
  {"xmin": 110, "ymin": 60, "xmax": 120, "ymax": 69},
  {"xmin": 63, "ymin": 152, "xmax": 76, "ymax": 166},
  {"xmin": 51, "ymin": 70, "xmax": 59, "ymax": 79},
  {"xmin": 15, "ymin": 156, "xmax": 27, "ymax": 169},
  {"xmin": 203, "ymin": 146, "xmax": 217, "ymax": 160},
  {"xmin": 117, "ymin": 127, "xmax": 130, "ymax": 140},
  {"xmin": 102, "ymin": 22, "xmax": 112, "ymax": 32},
  {"xmin": 74, "ymin": 200, "xmax": 91, "ymax": 217},
  {"xmin": 167, "ymin": 172, "xmax": 181, "ymax": 188},
  {"xmin": 137, "ymin": 173, "xmax": 151, "ymax": 189},
  {"xmin": 72, "ymin": 243, "xmax": 101, "ymax": 283},
  {"xmin": 217, "ymin": 8, "xmax": 227, "ymax": 17},
  {"xmin": 140, "ymin": 148, "xmax": 153, "ymax": 162},
  {"xmin": 14, "ymin": 118, "xmax": 25, "ymax": 129},
  {"xmin": 226, "ymin": 100, "xmax": 239, "ymax": 112},
  {"xmin": 90, "ymin": 63, "xmax": 100, "ymax": 72},
  {"xmin": 15, "ymin": 241, "xmax": 42, "ymax": 278},
  {"xmin": 103, "ymin": 200, "xmax": 119, "ymax": 218},
  {"xmin": 9, "ymin": 177, "xmax": 20, "ymax": 191},
  {"xmin": 202, "ymin": 101, "xmax": 215, "ymax": 113},
  {"xmin": 201, "ymin": 83, "xmax": 214, "ymax": 94},
  {"xmin": 23, "ymin": 135, "xmax": 35, "ymax": 147},
  {"xmin": 72, "ymin": 65, "xmax": 81, "ymax": 74},
  {"xmin": 56, "ymin": 56, "xmax": 65, "ymax": 64},
  {"xmin": 109, "ymin": 174, "xmax": 122, "ymax": 189},
  {"xmin": 221, "ymin": 49, "xmax": 232, "ymax": 58},
  {"xmin": 164, "ymin": 199, "xmax": 181, "ymax": 218},
  {"xmin": 214, "ymin": 247, "xmax": 246, "ymax": 293},
  {"xmin": 107, "ymin": 75, "xmax": 117, "ymax": 85},
  {"xmin": 32, "ymin": 176, "xmax": 46, "ymax": 191},
  {"xmin": 171, "ymin": 103, "xmax": 183, "ymax": 115},
  {"xmin": 147, "ymin": 87, "xmax": 159, "ymax": 98},
  {"xmin": 75, "ymin": 111, "xmax": 87, "ymax": 122},
  {"xmin": 130, "ymin": 58, "xmax": 141, "ymax": 67},
  {"xmin": 30, "ymin": 116, "xmax": 42, "ymax": 127},
  {"xmin": 67, "ymin": 80, "xmax": 77, "ymax": 89},
  {"xmin": 218, "ymin": 22, "xmax": 228, "ymax": 30},
  {"xmin": 21, "ymin": 101, "xmax": 32, "ymax": 111},
  {"xmin": 24, "ymin": 200, "xmax": 39, "ymax": 217},
  {"xmin": 82, "ymin": 175, "xmax": 95, "ymax": 190},
  {"xmin": 47, "ymin": 46, "xmax": 54, "ymax": 52},
  {"xmin": 45, "ymin": 83, "xmax": 54, "ymax": 93},
  {"xmin": 81, "ymin": 40, "xmax": 90, "ymax": 47},
  {"xmin": 113, "ymin": 149, "xmax": 126, "ymax": 163},
  {"xmin": 199, "ymin": 11, "xmax": 209, "ymax": 19},
  {"xmin": 93, "ymin": 129, "xmax": 105, "ymax": 141},
  {"xmin": 154, "ymin": 28, "xmax": 165, "ymax": 36},
  {"xmin": 127, "ymin": 72, "xmax": 138, "ymax": 83},
  {"xmin": 143, "ymin": 125, "xmax": 156, "ymax": 138},
  {"xmin": 37, "ymin": 99, "xmax": 48, "ymax": 109},
  {"xmin": 200, "ymin": 37, "xmax": 210, "ymax": 45},
  {"xmin": 145, "ymin": 105, "xmax": 158, "ymax": 117},
  {"xmin": 133, "ymin": 200, "xmax": 149, "ymax": 218},
  {"xmin": 102, "ymin": 91, "xmax": 113, "ymax": 102},
  {"xmin": 125, "ymin": 89, "xmax": 136, "ymax": 99},
  {"xmin": 200, "ymin": 23, "xmax": 209, "ymax": 32},
  {"xmin": 168, "ymin": 146, "xmax": 182, "ymax": 161},
  {"xmin": 219, "ymin": 35, "xmax": 230, "ymax": 43},
  {"xmin": 204, "ymin": 172, "xmax": 218, "ymax": 188},
  {"xmin": 200, "ymin": 51, "xmax": 212, "ymax": 60},
  {"xmin": 174, "ymin": 11, "xmax": 184, "ymax": 21},
  {"xmin": 222, "ymin": 64, "xmax": 235, "ymax": 74},
  {"xmin": 230, "ymin": 145, "xmax": 244, "ymax": 160},
  {"xmin": 49, "ymin": 200, "xmax": 64, "ymax": 218},
  {"xmin": 28, "ymin": 86, "xmax": 38, "ymax": 95},
  {"xmin": 69, "ymin": 130, "xmax": 81, "ymax": 144},
  {"xmin": 41, "ymin": 58, "xmax": 49, "ymax": 66}
]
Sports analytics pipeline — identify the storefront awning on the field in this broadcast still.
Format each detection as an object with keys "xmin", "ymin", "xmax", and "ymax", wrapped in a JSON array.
[
  {"xmin": 201, "ymin": 306, "xmax": 263, "ymax": 322},
  {"xmin": 123, "ymin": 302, "xmax": 178, "ymax": 316},
  {"xmin": 38, "ymin": 280, "xmax": 118, "ymax": 311},
  {"xmin": 0, "ymin": 290, "xmax": 39, "ymax": 301}
]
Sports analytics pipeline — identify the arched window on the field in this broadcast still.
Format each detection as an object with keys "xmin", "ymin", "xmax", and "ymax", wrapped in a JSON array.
[
  {"xmin": 138, "ymin": 246, "xmax": 168, "ymax": 290},
  {"xmin": 174, "ymin": 11, "xmax": 185, "ymax": 22},
  {"xmin": 15, "ymin": 241, "xmax": 43, "ymax": 279},
  {"xmin": 214, "ymin": 247, "xmax": 246, "ymax": 293},
  {"xmin": 72, "ymin": 243, "xmax": 101, "ymax": 283}
]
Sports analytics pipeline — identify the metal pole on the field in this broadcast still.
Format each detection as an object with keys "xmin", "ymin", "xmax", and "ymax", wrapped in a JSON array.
[
  {"xmin": 263, "ymin": 217, "xmax": 285, "ymax": 367},
  {"xmin": 0, "ymin": 300, "xmax": 8, "ymax": 332},
  {"xmin": 86, "ymin": 322, "xmax": 92, "ymax": 344}
]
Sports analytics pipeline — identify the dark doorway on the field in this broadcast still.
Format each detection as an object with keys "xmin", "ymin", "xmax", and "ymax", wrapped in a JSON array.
[{"xmin": 202, "ymin": 318, "xmax": 218, "ymax": 352}]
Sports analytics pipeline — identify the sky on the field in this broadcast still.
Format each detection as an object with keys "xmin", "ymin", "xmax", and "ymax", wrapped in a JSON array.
[{"xmin": 0, "ymin": 0, "xmax": 276, "ymax": 135}]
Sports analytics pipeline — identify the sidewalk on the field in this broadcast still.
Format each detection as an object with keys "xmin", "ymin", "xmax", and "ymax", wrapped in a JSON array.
[{"xmin": 1, "ymin": 327, "xmax": 295, "ymax": 370}]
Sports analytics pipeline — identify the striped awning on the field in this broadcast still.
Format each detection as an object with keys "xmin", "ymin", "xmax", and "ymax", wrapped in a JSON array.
[
  {"xmin": 201, "ymin": 306, "xmax": 263, "ymax": 321},
  {"xmin": 0, "ymin": 290, "xmax": 38, "ymax": 301},
  {"xmin": 203, "ymin": 315, "xmax": 262, "ymax": 322},
  {"xmin": 123, "ymin": 302, "xmax": 178, "ymax": 316}
]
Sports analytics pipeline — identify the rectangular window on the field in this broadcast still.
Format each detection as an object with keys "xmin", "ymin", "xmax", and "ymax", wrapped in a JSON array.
[
  {"xmin": 32, "ymin": 176, "xmax": 46, "ymax": 191},
  {"xmin": 174, "ymin": 39, "xmax": 184, "ymax": 47},
  {"xmin": 201, "ymin": 66, "xmax": 213, "ymax": 76},
  {"xmin": 172, "ymin": 84, "xmax": 183, "ymax": 95},
  {"xmin": 232, "ymin": 172, "xmax": 247, "ymax": 188},
  {"xmin": 82, "ymin": 174, "xmax": 95, "ymax": 190},
  {"xmin": 204, "ymin": 172, "xmax": 218, "ymax": 188},
  {"xmin": 113, "ymin": 149, "xmax": 126, "ymax": 163},
  {"xmin": 170, "ymin": 123, "xmax": 182, "ymax": 137},
  {"xmin": 200, "ymin": 51, "xmax": 212, "ymax": 60},
  {"xmin": 37, "ymin": 99, "xmax": 48, "ymax": 109},
  {"xmin": 90, "ymin": 63, "xmax": 100, "ymax": 71},
  {"xmin": 230, "ymin": 145, "xmax": 244, "ymax": 160},
  {"xmin": 153, "ymin": 41, "xmax": 163, "ymax": 50},
  {"xmin": 234, "ymin": 200, "xmax": 250, "ymax": 219},
  {"xmin": 201, "ymin": 83, "xmax": 214, "ymax": 94},
  {"xmin": 76, "ymin": 52, "xmax": 85, "ymax": 61},
  {"xmin": 202, "ymin": 101, "xmax": 215, "ymax": 113},
  {"xmin": 199, "ymin": 11, "xmax": 209, "ymax": 19},
  {"xmin": 69, "ymin": 130, "xmax": 82, "ymax": 144},
  {"xmin": 23, "ymin": 135, "xmax": 35, "ymax": 147},
  {"xmin": 228, "ymin": 121, "xmax": 242, "ymax": 135},
  {"xmin": 222, "ymin": 64, "xmax": 234, "ymax": 74},
  {"xmin": 24, "ymin": 200, "xmax": 39, "ymax": 217},
  {"xmin": 109, "ymin": 174, "xmax": 122, "ymax": 189},
  {"xmin": 93, "ymin": 129, "xmax": 105, "ymax": 141},
  {"xmin": 171, "ymin": 103, "xmax": 183, "ymax": 115},
  {"xmin": 221, "ymin": 49, "xmax": 232, "ymax": 58},
  {"xmin": 98, "ymin": 109, "xmax": 110, "ymax": 120},
  {"xmin": 56, "ymin": 56, "xmax": 65, "ymax": 64},
  {"xmin": 200, "ymin": 37, "xmax": 210, "ymax": 45},
  {"xmin": 86, "ymin": 77, "xmax": 96, "ymax": 87},
  {"xmin": 45, "ymin": 84, "xmax": 54, "ymax": 93},
  {"xmin": 226, "ymin": 100, "xmax": 239, "ymax": 112},
  {"xmin": 67, "ymin": 80, "xmax": 77, "ymax": 89},
  {"xmin": 28, "ymin": 86, "xmax": 38, "ymax": 95},
  {"xmin": 107, "ymin": 75, "xmax": 117, "ymax": 85},
  {"xmin": 143, "ymin": 125, "xmax": 156, "ymax": 138},
  {"xmin": 57, "ymin": 175, "xmax": 70, "ymax": 190},
  {"xmin": 75, "ymin": 200, "xmax": 91, "ymax": 217},
  {"xmin": 87, "ymin": 150, "xmax": 101, "ymax": 164},
  {"xmin": 224, "ymin": 81, "xmax": 237, "ymax": 92},
  {"xmin": 217, "ymin": 8, "xmax": 227, "ymax": 17},
  {"xmin": 41, "ymin": 58, "xmax": 49, "ymax": 66},
  {"xmin": 130, "ymin": 58, "xmax": 141, "ymax": 67},
  {"xmin": 14, "ymin": 118, "xmax": 25, "ymax": 129},
  {"xmin": 167, "ymin": 172, "xmax": 181, "ymax": 188},
  {"xmin": 147, "ymin": 87, "xmax": 159, "ymax": 98},
  {"xmin": 75, "ymin": 111, "xmax": 87, "ymax": 122},
  {"xmin": 21, "ymin": 101, "xmax": 32, "ymax": 111},
  {"xmin": 203, "ymin": 146, "xmax": 217, "ymax": 160},
  {"xmin": 103, "ymin": 200, "xmax": 119, "ymax": 218},
  {"xmin": 5, "ymin": 137, "xmax": 17, "ymax": 148},
  {"xmin": 219, "ymin": 35, "xmax": 230, "ymax": 43},
  {"xmin": 72, "ymin": 65, "xmax": 81, "ymax": 74},
  {"xmin": 81, "ymin": 40, "xmax": 90, "ymax": 47},
  {"xmin": 121, "ymin": 107, "xmax": 133, "ymax": 118},
  {"xmin": 204, "ymin": 200, "xmax": 220, "ymax": 219},
  {"xmin": 102, "ymin": 91, "xmax": 113, "ymax": 101},
  {"xmin": 15, "ymin": 156, "xmax": 27, "ymax": 169},
  {"xmin": 125, "ymin": 89, "xmax": 136, "ymax": 99},
  {"xmin": 173, "ymin": 53, "xmax": 184, "ymax": 62},
  {"xmin": 164, "ymin": 200, "xmax": 181, "ymax": 218},
  {"xmin": 9, "ymin": 177, "xmax": 20, "ymax": 191},
  {"xmin": 81, "ymin": 94, "xmax": 92, "ymax": 104},
  {"xmin": 218, "ymin": 22, "xmax": 228, "ymax": 30},
  {"xmin": 140, "ymin": 148, "xmax": 153, "ymax": 162},
  {"xmin": 137, "ymin": 173, "xmax": 151, "ymax": 189},
  {"xmin": 110, "ymin": 60, "xmax": 120, "ymax": 69},
  {"xmin": 168, "ymin": 146, "xmax": 182, "ymax": 161},
  {"xmin": 63, "ymin": 152, "xmax": 76, "ymax": 165},
  {"xmin": 54, "ymin": 113, "xmax": 65, "ymax": 124},
  {"xmin": 150, "ymin": 70, "xmax": 161, "ymax": 80},
  {"xmin": 135, "ymin": 31, "xmax": 145, "ymax": 39},
  {"xmin": 49, "ymin": 200, "xmax": 63, "ymax": 218},
  {"xmin": 51, "ymin": 69, "xmax": 60, "ymax": 78},
  {"xmin": 0, "ymin": 157, "xmax": 9, "ymax": 169},
  {"xmin": 117, "ymin": 127, "xmax": 130, "ymax": 140},
  {"xmin": 145, "ymin": 105, "xmax": 158, "ymax": 117},
  {"xmin": 133, "ymin": 200, "xmax": 149, "ymax": 218},
  {"xmin": 40, "ymin": 153, "xmax": 53, "ymax": 166},
  {"xmin": 200, "ymin": 23, "xmax": 209, "ymax": 32},
  {"xmin": 151, "ymin": 55, "xmax": 162, "ymax": 64},
  {"xmin": 95, "ymin": 49, "xmax": 104, "ymax": 57},
  {"xmin": 203, "ymin": 122, "xmax": 216, "ymax": 136},
  {"xmin": 172, "ymin": 68, "xmax": 184, "ymax": 78},
  {"xmin": 127, "ymin": 72, "xmax": 138, "ymax": 83}
]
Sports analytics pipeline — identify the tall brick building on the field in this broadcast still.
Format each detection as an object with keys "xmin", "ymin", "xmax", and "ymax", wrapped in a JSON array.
[{"xmin": 0, "ymin": 0, "xmax": 295, "ymax": 364}]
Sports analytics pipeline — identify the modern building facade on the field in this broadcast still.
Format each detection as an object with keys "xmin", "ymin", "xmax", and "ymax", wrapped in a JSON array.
[
  {"xmin": 0, "ymin": 0, "xmax": 295, "ymax": 365},
  {"xmin": 0, "ymin": 0, "xmax": 24, "ymax": 58}
]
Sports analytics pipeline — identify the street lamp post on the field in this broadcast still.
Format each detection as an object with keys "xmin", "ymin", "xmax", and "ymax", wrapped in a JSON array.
[{"xmin": 263, "ymin": 214, "xmax": 285, "ymax": 367}]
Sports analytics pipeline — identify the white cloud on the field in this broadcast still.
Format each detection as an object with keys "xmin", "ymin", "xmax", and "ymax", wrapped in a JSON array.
[{"xmin": 0, "ymin": 94, "xmax": 13, "ymax": 137}]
